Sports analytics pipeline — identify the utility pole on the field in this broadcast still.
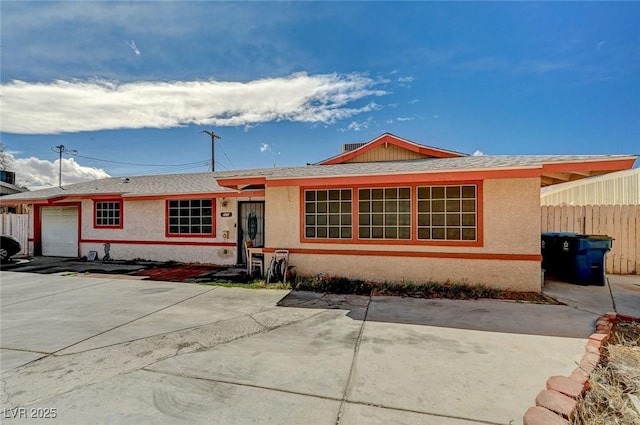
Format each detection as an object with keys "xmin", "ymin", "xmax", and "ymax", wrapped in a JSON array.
[
  {"xmin": 201, "ymin": 131, "xmax": 221, "ymax": 172},
  {"xmin": 52, "ymin": 145, "xmax": 77, "ymax": 188}
]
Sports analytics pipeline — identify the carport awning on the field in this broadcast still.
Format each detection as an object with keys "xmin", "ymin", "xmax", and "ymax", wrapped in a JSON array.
[{"xmin": 539, "ymin": 158, "xmax": 637, "ymax": 187}]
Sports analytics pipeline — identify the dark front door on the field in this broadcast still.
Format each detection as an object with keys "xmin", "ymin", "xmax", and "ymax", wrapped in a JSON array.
[{"xmin": 237, "ymin": 201, "xmax": 265, "ymax": 263}]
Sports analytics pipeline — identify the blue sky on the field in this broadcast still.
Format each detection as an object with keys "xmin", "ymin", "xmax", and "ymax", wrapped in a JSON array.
[{"xmin": 1, "ymin": 1, "xmax": 639, "ymax": 188}]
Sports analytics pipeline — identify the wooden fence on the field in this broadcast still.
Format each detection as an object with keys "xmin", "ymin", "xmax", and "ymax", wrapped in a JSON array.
[
  {"xmin": 0, "ymin": 214, "xmax": 29, "ymax": 256},
  {"xmin": 541, "ymin": 205, "xmax": 639, "ymax": 275}
]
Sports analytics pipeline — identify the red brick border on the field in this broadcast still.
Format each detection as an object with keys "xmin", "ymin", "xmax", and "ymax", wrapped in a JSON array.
[{"xmin": 523, "ymin": 311, "xmax": 638, "ymax": 425}]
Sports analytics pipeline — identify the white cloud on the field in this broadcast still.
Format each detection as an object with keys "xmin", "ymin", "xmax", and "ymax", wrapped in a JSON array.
[
  {"xmin": 396, "ymin": 117, "xmax": 413, "ymax": 122},
  {"xmin": 260, "ymin": 143, "xmax": 271, "ymax": 153},
  {"xmin": 0, "ymin": 73, "xmax": 388, "ymax": 135},
  {"xmin": 7, "ymin": 152, "xmax": 110, "ymax": 190},
  {"xmin": 397, "ymin": 76, "xmax": 414, "ymax": 83},
  {"xmin": 340, "ymin": 117, "xmax": 374, "ymax": 132},
  {"xmin": 472, "ymin": 150, "xmax": 484, "ymax": 156},
  {"xmin": 126, "ymin": 40, "xmax": 141, "ymax": 55}
]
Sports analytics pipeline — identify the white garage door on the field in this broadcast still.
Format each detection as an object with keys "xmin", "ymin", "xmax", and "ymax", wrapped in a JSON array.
[{"xmin": 41, "ymin": 207, "xmax": 78, "ymax": 257}]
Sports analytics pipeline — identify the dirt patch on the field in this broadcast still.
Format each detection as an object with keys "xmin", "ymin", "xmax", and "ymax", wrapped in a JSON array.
[{"xmin": 132, "ymin": 265, "xmax": 218, "ymax": 282}]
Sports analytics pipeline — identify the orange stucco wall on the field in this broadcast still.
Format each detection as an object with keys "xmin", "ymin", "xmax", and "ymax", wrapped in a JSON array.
[{"xmin": 264, "ymin": 177, "xmax": 542, "ymax": 291}]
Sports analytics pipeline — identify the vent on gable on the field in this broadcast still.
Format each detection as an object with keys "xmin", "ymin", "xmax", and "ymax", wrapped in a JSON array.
[{"xmin": 341, "ymin": 142, "xmax": 366, "ymax": 153}]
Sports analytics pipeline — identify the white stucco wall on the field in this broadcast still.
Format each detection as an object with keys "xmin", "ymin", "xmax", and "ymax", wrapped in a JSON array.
[
  {"xmin": 264, "ymin": 178, "xmax": 542, "ymax": 291},
  {"xmin": 78, "ymin": 197, "xmax": 241, "ymax": 264}
]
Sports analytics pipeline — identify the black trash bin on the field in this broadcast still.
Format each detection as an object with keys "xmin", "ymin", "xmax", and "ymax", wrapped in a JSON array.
[
  {"xmin": 541, "ymin": 232, "xmax": 577, "ymax": 278},
  {"xmin": 541, "ymin": 233, "xmax": 613, "ymax": 286}
]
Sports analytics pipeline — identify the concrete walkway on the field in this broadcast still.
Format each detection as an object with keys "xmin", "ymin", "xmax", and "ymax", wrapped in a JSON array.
[
  {"xmin": 543, "ymin": 274, "xmax": 640, "ymax": 318},
  {"xmin": 1, "ymin": 271, "xmax": 636, "ymax": 424}
]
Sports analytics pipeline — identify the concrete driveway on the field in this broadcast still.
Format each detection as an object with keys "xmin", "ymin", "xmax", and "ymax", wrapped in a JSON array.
[{"xmin": 1, "ymin": 271, "xmax": 634, "ymax": 425}]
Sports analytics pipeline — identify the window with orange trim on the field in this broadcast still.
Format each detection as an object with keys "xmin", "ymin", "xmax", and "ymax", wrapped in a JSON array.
[
  {"xmin": 358, "ymin": 187, "xmax": 411, "ymax": 240},
  {"xmin": 301, "ymin": 183, "xmax": 481, "ymax": 245},
  {"xmin": 304, "ymin": 189, "xmax": 352, "ymax": 239},
  {"xmin": 167, "ymin": 199, "xmax": 214, "ymax": 235},
  {"xmin": 417, "ymin": 185, "xmax": 477, "ymax": 241},
  {"xmin": 94, "ymin": 200, "xmax": 122, "ymax": 228}
]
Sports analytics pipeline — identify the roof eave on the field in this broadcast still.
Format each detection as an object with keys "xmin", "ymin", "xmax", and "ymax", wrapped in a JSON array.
[{"xmin": 540, "ymin": 156, "xmax": 638, "ymax": 187}]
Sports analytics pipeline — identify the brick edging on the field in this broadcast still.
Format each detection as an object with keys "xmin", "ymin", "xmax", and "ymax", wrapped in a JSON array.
[{"xmin": 523, "ymin": 311, "xmax": 639, "ymax": 425}]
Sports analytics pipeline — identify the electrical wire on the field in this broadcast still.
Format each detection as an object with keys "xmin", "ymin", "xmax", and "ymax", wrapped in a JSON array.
[
  {"xmin": 68, "ymin": 152, "xmax": 207, "ymax": 167},
  {"xmin": 216, "ymin": 139, "xmax": 236, "ymax": 170},
  {"xmin": 58, "ymin": 130, "xmax": 237, "ymax": 176}
]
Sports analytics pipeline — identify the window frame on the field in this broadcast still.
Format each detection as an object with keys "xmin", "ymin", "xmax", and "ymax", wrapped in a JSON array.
[
  {"xmin": 299, "ymin": 181, "xmax": 483, "ymax": 246},
  {"xmin": 93, "ymin": 199, "xmax": 123, "ymax": 229},
  {"xmin": 416, "ymin": 184, "xmax": 478, "ymax": 242},
  {"xmin": 165, "ymin": 198, "xmax": 216, "ymax": 238},
  {"xmin": 302, "ymin": 188, "xmax": 354, "ymax": 240},
  {"xmin": 357, "ymin": 186, "xmax": 412, "ymax": 241}
]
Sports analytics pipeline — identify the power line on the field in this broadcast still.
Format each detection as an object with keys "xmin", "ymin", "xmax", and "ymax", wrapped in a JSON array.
[
  {"xmin": 216, "ymin": 139, "xmax": 236, "ymax": 170},
  {"xmin": 68, "ymin": 152, "xmax": 208, "ymax": 167},
  {"xmin": 138, "ymin": 160, "xmax": 214, "ymax": 175}
]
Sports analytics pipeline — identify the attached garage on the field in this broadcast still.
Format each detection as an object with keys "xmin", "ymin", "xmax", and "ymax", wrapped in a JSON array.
[{"xmin": 41, "ymin": 207, "xmax": 79, "ymax": 257}]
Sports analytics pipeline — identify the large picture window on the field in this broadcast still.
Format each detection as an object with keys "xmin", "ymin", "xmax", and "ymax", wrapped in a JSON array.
[
  {"xmin": 304, "ymin": 189, "xmax": 352, "ymax": 239},
  {"xmin": 417, "ymin": 185, "xmax": 477, "ymax": 241},
  {"xmin": 358, "ymin": 187, "xmax": 411, "ymax": 239},
  {"xmin": 301, "ymin": 183, "xmax": 480, "ymax": 245},
  {"xmin": 95, "ymin": 200, "xmax": 122, "ymax": 228},
  {"xmin": 167, "ymin": 199, "xmax": 213, "ymax": 235}
]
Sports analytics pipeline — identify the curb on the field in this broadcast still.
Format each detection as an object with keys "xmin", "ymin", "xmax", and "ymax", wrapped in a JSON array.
[{"xmin": 523, "ymin": 311, "xmax": 639, "ymax": 425}]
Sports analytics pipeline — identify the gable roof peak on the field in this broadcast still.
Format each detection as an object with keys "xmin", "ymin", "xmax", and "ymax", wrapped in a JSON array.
[{"xmin": 317, "ymin": 133, "xmax": 467, "ymax": 165}]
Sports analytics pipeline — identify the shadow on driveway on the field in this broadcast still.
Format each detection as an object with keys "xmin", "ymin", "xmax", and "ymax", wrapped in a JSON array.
[
  {"xmin": 277, "ymin": 289, "xmax": 598, "ymax": 338},
  {"xmin": 0, "ymin": 256, "xmax": 250, "ymax": 283}
]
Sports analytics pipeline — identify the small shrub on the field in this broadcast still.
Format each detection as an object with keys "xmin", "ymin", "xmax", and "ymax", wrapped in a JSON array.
[
  {"xmin": 292, "ymin": 275, "xmax": 498, "ymax": 299},
  {"xmin": 293, "ymin": 275, "xmax": 372, "ymax": 295},
  {"xmin": 373, "ymin": 280, "xmax": 501, "ymax": 300}
]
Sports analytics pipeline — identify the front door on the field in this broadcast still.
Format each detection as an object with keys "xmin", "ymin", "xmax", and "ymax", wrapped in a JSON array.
[{"xmin": 237, "ymin": 201, "xmax": 265, "ymax": 263}]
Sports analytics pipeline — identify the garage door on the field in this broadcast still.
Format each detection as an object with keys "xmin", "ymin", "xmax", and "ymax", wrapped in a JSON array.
[{"xmin": 41, "ymin": 207, "xmax": 78, "ymax": 257}]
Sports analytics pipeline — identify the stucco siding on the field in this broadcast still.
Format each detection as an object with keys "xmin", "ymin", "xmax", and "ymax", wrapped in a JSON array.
[
  {"xmin": 79, "ymin": 242, "xmax": 236, "ymax": 264},
  {"xmin": 483, "ymin": 178, "xmax": 540, "ymax": 254},
  {"xmin": 267, "ymin": 178, "xmax": 540, "ymax": 254},
  {"xmin": 78, "ymin": 198, "xmax": 241, "ymax": 264},
  {"xmin": 265, "ymin": 186, "xmax": 300, "ymax": 249},
  {"xmin": 282, "ymin": 254, "xmax": 541, "ymax": 291},
  {"xmin": 265, "ymin": 178, "xmax": 542, "ymax": 291}
]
